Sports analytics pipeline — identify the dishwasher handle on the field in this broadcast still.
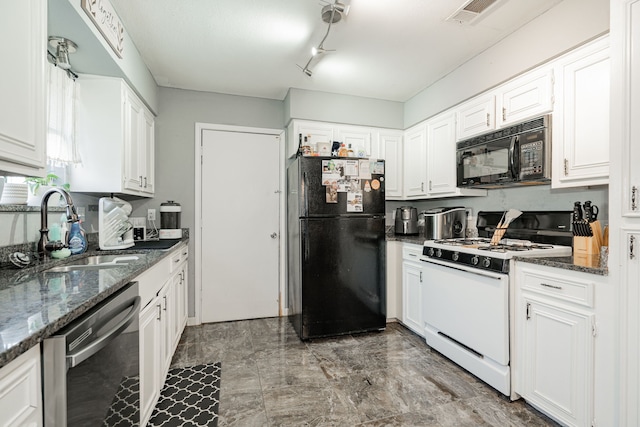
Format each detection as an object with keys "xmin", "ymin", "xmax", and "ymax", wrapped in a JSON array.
[{"xmin": 67, "ymin": 296, "xmax": 141, "ymax": 368}]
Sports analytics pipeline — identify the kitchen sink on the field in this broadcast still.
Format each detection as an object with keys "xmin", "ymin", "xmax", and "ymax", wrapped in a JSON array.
[{"xmin": 44, "ymin": 254, "xmax": 146, "ymax": 273}]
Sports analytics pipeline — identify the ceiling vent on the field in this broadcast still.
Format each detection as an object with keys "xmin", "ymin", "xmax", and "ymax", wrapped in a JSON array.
[{"xmin": 446, "ymin": 0, "xmax": 500, "ymax": 24}]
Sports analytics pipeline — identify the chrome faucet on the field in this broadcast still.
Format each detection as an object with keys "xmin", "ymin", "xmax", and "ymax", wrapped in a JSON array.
[{"xmin": 37, "ymin": 188, "xmax": 79, "ymax": 259}]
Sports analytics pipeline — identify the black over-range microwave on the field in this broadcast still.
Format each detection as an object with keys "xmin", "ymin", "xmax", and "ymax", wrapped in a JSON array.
[{"xmin": 456, "ymin": 114, "xmax": 551, "ymax": 188}]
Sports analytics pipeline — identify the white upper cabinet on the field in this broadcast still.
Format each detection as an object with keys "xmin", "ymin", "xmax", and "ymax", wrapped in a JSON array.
[
  {"xmin": 288, "ymin": 121, "xmax": 334, "ymax": 158},
  {"xmin": 378, "ymin": 131, "xmax": 403, "ymax": 199},
  {"xmin": 495, "ymin": 67, "xmax": 554, "ymax": 128},
  {"xmin": 403, "ymin": 111, "xmax": 486, "ymax": 200},
  {"xmin": 456, "ymin": 67, "xmax": 554, "ymax": 142},
  {"xmin": 456, "ymin": 93, "xmax": 496, "ymax": 140},
  {"xmin": 403, "ymin": 123, "xmax": 428, "ymax": 198},
  {"xmin": 71, "ymin": 75, "xmax": 155, "ymax": 197},
  {"xmin": 0, "ymin": 0, "xmax": 47, "ymax": 177},
  {"xmin": 552, "ymin": 36, "xmax": 610, "ymax": 189},
  {"xmin": 335, "ymin": 127, "xmax": 373, "ymax": 158}
]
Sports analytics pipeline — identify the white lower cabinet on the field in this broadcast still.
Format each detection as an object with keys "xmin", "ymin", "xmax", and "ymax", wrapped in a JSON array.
[
  {"xmin": 138, "ymin": 244, "xmax": 189, "ymax": 426},
  {"xmin": 514, "ymin": 262, "xmax": 601, "ymax": 427},
  {"xmin": 0, "ymin": 345, "xmax": 42, "ymax": 427},
  {"xmin": 139, "ymin": 299, "xmax": 162, "ymax": 426},
  {"xmin": 401, "ymin": 244, "xmax": 424, "ymax": 336}
]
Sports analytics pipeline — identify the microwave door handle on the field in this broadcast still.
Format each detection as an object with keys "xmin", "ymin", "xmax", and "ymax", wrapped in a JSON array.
[{"xmin": 508, "ymin": 135, "xmax": 519, "ymax": 179}]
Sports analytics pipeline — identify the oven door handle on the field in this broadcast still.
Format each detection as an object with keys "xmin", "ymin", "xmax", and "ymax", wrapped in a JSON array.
[
  {"xmin": 67, "ymin": 296, "xmax": 141, "ymax": 368},
  {"xmin": 421, "ymin": 257, "xmax": 505, "ymax": 280}
]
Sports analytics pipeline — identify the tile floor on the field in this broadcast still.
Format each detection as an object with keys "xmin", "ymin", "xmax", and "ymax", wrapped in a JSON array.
[{"xmin": 170, "ymin": 318, "xmax": 559, "ymax": 427}]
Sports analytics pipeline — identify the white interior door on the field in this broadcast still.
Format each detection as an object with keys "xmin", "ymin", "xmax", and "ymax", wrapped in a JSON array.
[{"xmin": 200, "ymin": 130, "xmax": 280, "ymax": 322}]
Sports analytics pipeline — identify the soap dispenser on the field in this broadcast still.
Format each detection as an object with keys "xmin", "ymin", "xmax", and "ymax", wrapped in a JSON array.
[{"xmin": 67, "ymin": 221, "xmax": 87, "ymax": 255}]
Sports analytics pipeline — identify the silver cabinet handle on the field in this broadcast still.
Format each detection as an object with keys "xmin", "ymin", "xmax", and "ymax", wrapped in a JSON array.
[
  {"xmin": 157, "ymin": 303, "xmax": 162, "ymax": 320},
  {"xmin": 526, "ymin": 302, "xmax": 531, "ymax": 320},
  {"xmin": 144, "ymin": 177, "xmax": 148, "ymax": 188},
  {"xmin": 540, "ymin": 283, "xmax": 562, "ymax": 290},
  {"xmin": 419, "ymin": 271, "xmax": 423, "ymax": 282},
  {"xmin": 631, "ymin": 235, "xmax": 636, "ymax": 260},
  {"xmin": 502, "ymin": 107, "xmax": 506, "ymax": 121},
  {"xmin": 486, "ymin": 113, "xmax": 490, "ymax": 126},
  {"xmin": 633, "ymin": 186, "xmax": 638, "ymax": 211},
  {"xmin": 421, "ymin": 182, "xmax": 424, "ymax": 192},
  {"xmin": 429, "ymin": 180, "xmax": 432, "ymax": 191},
  {"xmin": 564, "ymin": 158, "xmax": 569, "ymax": 176},
  {"xmin": 139, "ymin": 176, "xmax": 143, "ymax": 187}
]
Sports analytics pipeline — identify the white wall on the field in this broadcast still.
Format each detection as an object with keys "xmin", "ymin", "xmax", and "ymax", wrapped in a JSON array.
[
  {"xmin": 286, "ymin": 88, "xmax": 404, "ymax": 129},
  {"xmin": 404, "ymin": 0, "xmax": 610, "ymax": 127}
]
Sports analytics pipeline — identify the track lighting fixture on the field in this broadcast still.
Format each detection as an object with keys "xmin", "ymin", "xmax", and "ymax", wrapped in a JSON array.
[
  {"xmin": 297, "ymin": 1, "xmax": 348, "ymax": 76},
  {"xmin": 49, "ymin": 37, "xmax": 77, "ymax": 70}
]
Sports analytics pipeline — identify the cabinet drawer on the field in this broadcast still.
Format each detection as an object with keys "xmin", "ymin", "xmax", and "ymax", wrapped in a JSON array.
[
  {"xmin": 520, "ymin": 268, "xmax": 594, "ymax": 308},
  {"xmin": 169, "ymin": 244, "xmax": 189, "ymax": 272},
  {"xmin": 402, "ymin": 244, "xmax": 423, "ymax": 261}
]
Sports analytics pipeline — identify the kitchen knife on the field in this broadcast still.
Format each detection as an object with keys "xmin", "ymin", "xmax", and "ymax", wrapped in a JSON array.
[
  {"xmin": 573, "ymin": 201, "xmax": 583, "ymax": 222},
  {"xmin": 584, "ymin": 201, "xmax": 599, "ymax": 223}
]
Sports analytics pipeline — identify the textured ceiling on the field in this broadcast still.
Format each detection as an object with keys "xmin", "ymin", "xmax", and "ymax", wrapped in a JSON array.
[{"xmin": 110, "ymin": 0, "xmax": 563, "ymax": 102}]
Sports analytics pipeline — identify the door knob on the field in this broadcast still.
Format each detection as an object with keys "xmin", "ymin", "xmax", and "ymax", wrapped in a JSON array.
[{"xmin": 270, "ymin": 232, "xmax": 278, "ymax": 239}]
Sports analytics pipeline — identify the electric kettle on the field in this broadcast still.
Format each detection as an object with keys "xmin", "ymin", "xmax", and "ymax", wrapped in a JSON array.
[{"xmin": 395, "ymin": 206, "xmax": 419, "ymax": 235}]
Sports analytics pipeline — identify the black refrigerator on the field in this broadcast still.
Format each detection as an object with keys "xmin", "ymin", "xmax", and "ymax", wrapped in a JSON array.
[{"xmin": 287, "ymin": 156, "xmax": 386, "ymax": 340}]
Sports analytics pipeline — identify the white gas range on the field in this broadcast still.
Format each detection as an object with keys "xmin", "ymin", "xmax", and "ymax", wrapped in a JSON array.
[
  {"xmin": 418, "ymin": 212, "xmax": 573, "ymax": 397},
  {"xmin": 422, "ymin": 237, "xmax": 572, "ymax": 273}
]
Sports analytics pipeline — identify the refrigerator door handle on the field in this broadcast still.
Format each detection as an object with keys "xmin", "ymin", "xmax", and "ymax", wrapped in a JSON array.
[
  {"xmin": 302, "ymin": 171, "xmax": 309, "ymax": 217},
  {"xmin": 302, "ymin": 221, "xmax": 309, "ymax": 261}
]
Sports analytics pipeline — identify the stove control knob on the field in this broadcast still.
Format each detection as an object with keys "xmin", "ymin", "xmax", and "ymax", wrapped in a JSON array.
[
  {"xmin": 482, "ymin": 257, "xmax": 492, "ymax": 268},
  {"xmin": 435, "ymin": 249, "xmax": 442, "ymax": 258},
  {"xmin": 451, "ymin": 252, "xmax": 459, "ymax": 261},
  {"xmin": 471, "ymin": 255, "xmax": 479, "ymax": 266},
  {"xmin": 427, "ymin": 248, "xmax": 434, "ymax": 257}
]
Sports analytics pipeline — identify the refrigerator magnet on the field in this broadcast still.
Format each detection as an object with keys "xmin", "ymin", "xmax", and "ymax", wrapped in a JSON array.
[
  {"xmin": 364, "ymin": 181, "xmax": 371, "ymax": 192},
  {"xmin": 347, "ymin": 191, "xmax": 363, "ymax": 212},
  {"xmin": 326, "ymin": 183, "xmax": 338, "ymax": 203},
  {"xmin": 359, "ymin": 160, "xmax": 372, "ymax": 179},
  {"xmin": 370, "ymin": 179, "xmax": 380, "ymax": 190}
]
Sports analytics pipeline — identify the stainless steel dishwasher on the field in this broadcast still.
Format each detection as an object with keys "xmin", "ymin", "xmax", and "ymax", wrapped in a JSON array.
[{"xmin": 43, "ymin": 282, "xmax": 141, "ymax": 426}]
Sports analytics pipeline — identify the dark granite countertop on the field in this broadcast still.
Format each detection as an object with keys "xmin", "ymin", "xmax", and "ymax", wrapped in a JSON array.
[
  {"xmin": 513, "ymin": 255, "xmax": 608, "ymax": 276},
  {"xmin": 0, "ymin": 237, "xmax": 189, "ymax": 368},
  {"xmin": 385, "ymin": 226, "xmax": 427, "ymax": 246}
]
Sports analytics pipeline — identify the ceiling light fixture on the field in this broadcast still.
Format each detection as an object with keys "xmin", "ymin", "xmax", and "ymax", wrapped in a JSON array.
[
  {"xmin": 48, "ymin": 36, "xmax": 78, "ymax": 70},
  {"xmin": 297, "ymin": 1, "xmax": 348, "ymax": 76}
]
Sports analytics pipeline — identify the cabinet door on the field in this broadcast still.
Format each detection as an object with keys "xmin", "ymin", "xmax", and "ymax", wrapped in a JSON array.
[
  {"xmin": 520, "ymin": 297, "xmax": 593, "ymax": 427},
  {"xmin": 456, "ymin": 94, "xmax": 495, "ymax": 140},
  {"xmin": 0, "ymin": 0, "xmax": 46, "ymax": 176},
  {"xmin": 553, "ymin": 37, "xmax": 610, "ymax": 188},
  {"xmin": 172, "ymin": 264, "xmax": 188, "ymax": 349},
  {"xmin": 159, "ymin": 280, "xmax": 175, "ymax": 375},
  {"xmin": 140, "ymin": 109, "xmax": 155, "ymax": 195},
  {"xmin": 379, "ymin": 132, "xmax": 403, "ymax": 199},
  {"xmin": 0, "ymin": 346, "xmax": 42, "ymax": 427},
  {"xmin": 403, "ymin": 125, "xmax": 427, "ymax": 198},
  {"xmin": 295, "ymin": 122, "xmax": 334, "ymax": 155},
  {"xmin": 139, "ymin": 301, "xmax": 162, "ymax": 427},
  {"xmin": 426, "ymin": 111, "xmax": 457, "ymax": 196},
  {"xmin": 495, "ymin": 68, "xmax": 554, "ymax": 127},
  {"xmin": 336, "ymin": 127, "xmax": 372, "ymax": 157},
  {"xmin": 402, "ymin": 260, "xmax": 424, "ymax": 336},
  {"xmin": 123, "ymin": 89, "xmax": 144, "ymax": 193}
]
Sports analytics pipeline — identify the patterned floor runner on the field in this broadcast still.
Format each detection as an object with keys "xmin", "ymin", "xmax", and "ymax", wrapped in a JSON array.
[{"xmin": 148, "ymin": 362, "xmax": 221, "ymax": 427}]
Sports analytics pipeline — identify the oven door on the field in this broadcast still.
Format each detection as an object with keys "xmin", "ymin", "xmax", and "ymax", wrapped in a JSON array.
[
  {"xmin": 457, "ymin": 135, "xmax": 518, "ymax": 187},
  {"xmin": 421, "ymin": 257, "xmax": 511, "ymax": 395}
]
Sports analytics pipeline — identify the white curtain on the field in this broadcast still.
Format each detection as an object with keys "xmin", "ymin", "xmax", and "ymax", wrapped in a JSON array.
[{"xmin": 46, "ymin": 62, "xmax": 80, "ymax": 166}]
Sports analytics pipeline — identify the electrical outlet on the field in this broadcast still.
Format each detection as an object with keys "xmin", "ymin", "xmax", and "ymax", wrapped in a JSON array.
[{"xmin": 147, "ymin": 208, "xmax": 156, "ymax": 221}]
